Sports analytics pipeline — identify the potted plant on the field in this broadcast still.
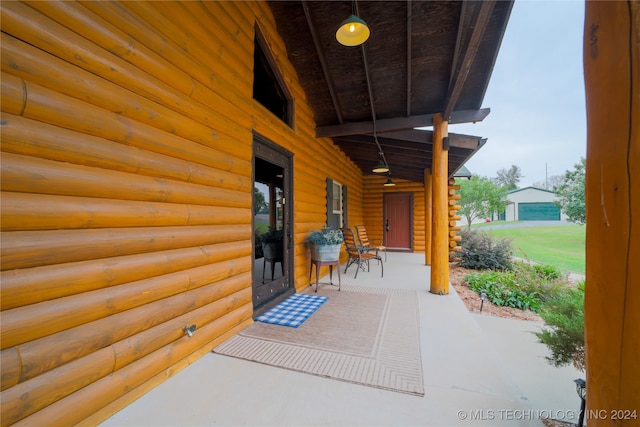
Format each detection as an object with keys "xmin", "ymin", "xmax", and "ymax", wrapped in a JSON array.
[
  {"xmin": 261, "ymin": 226, "xmax": 283, "ymax": 259},
  {"xmin": 306, "ymin": 226, "xmax": 343, "ymax": 261}
]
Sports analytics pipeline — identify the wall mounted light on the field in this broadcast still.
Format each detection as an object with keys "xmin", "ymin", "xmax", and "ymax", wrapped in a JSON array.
[{"xmin": 383, "ymin": 177, "xmax": 396, "ymax": 187}]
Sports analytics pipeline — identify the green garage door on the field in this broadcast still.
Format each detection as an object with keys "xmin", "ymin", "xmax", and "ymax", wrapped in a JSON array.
[{"xmin": 518, "ymin": 203, "xmax": 561, "ymax": 220}]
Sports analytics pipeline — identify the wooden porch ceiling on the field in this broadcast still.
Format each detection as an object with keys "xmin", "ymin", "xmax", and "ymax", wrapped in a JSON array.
[{"xmin": 267, "ymin": 1, "xmax": 513, "ymax": 183}]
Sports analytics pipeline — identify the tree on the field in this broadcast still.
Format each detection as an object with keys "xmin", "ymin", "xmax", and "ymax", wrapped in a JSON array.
[
  {"xmin": 493, "ymin": 165, "xmax": 522, "ymax": 191},
  {"xmin": 458, "ymin": 175, "xmax": 508, "ymax": 228},
  {"xmin": 553, "ymin": 158, "xmax": 586, "ymax": 224},
  {"xmin": 532, "ymin": 174, "xmax": 564, "ymax": 190},
  {"xmin": 254, "ymin": 187, "xmax": 268, "ymax": 215}
]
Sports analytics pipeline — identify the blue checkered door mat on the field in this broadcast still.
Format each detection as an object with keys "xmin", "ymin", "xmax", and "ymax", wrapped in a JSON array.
[{"xmin": 256, "ymin": 293, "xmax": 328, "ymax": 328}]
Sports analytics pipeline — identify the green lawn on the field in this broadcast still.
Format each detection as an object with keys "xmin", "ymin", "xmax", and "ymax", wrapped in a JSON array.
[
  {"xmin": 255, "ymin": 223, "xmax": 269, "ymax": 232},
  {"xmin": 484, "ymin": 225, "xmax": 586, "ymax": 275},
  {"xmin": 471, "ymin": 221, "xmax": 521, "ymax": 228}
]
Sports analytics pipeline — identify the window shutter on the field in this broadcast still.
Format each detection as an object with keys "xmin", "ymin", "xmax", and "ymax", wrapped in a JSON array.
[
  {"xmin": 326, "ymin": 178, "xmax": 338, "ymax": 229},
  {"xmin": 343, "ymin": 185, "xmax": 348, "ymax": 227}
]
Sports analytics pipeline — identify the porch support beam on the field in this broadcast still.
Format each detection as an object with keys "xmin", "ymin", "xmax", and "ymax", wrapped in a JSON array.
[
  {"xmin": 424, "ymin": 168, "xmax": 432, "ymax": 266},
  {"xmin": 315, "ymin": 108, "xmax": 490, "ymax": 138},
  {"xmin": 584, "ymin": 1, "xmax": 640, "ymax": 421},
  {"xmin": 430, "ymin": 113, "xmax": 449, "ymax": 294}
]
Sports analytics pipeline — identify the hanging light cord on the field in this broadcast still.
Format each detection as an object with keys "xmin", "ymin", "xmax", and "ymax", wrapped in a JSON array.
[{"xmin": 361, "ymin": 42, "xmax": 390, "ymax": 170}]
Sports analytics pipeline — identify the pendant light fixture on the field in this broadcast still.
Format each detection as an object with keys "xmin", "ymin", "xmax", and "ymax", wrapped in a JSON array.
[
  {"xmin": 371, "ymin": 119, "xmax": 389, "ymax": 173},
  {"xmin": 336, "ymin": 1, "xmax": 370, "ymax": 46},
  {"xmin": 356, "ymin": 14, "xmax": 390, "ymax": 187},
  {"xmin": 372, "ymin": 160, "xmax": 389, "ymax": 173}
]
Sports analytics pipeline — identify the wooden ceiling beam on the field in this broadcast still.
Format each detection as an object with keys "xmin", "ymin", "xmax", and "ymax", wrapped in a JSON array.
[
  {"xmin": 338, "ymin": 156, "xmax": 431, "ymax": 174},
  {"xmin": 451, "ymin": 137, "xmax": 487, "ymax": 166},
  {"xmin": 376, "ymin": 130, "xmax": 483, "ymax": 149},
  {"xmin": 338, "ymin": 130, "xmax": 483, "ymax": 150},
  {"xmin": 448, "ymin": 134, "xmax": 483, "ymax": 149},
  {"xmin": 316, "ymin": 108, "xmax": 490, "ymax": 137},
  {"xmin": 336, "ymin": 140, "xmax": 432, "ymax": 159},
  {"xmin": 406, "ymin": 0, "xmax": 412, "ymax": 116},
  {"xmin": 443, "ymin": 0, "xmax": 495, "ymax": 119},
  {"xmin": 301, "ymin": 1, "xmax": 344, "ymax": 123},
  {"xmin": 335, "ymin": 138, "xmax": 438, "ymax": 160},
  {"xmin": 378, "ymin": 129, "xmax": 430, "ymax": 143}
]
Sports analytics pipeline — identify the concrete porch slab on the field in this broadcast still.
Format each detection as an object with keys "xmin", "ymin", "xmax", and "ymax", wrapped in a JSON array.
[{"xmin": 101, "ymin": 253, "xmax": 579, "ymax": 426}]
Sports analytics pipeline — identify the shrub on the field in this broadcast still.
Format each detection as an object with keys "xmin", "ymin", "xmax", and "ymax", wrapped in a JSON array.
[
  {"xmin": 510, "ymin": 261, "xmax": 566, "ymax": 302},
  {"xmin": 535, "ymin": 281, "xmax": 585, "ymax": 372},
  {"xmin": 458, "ymin": 229, "xmax": 513, "ymax": 271},
  {"xmin": 464, "ymin": 261, "xmax": 566, "ymax": 312},
  {"xmin": 465, "ymin": 271, "xmax": 542, "ymax": 311},
  {"xmin": 531, "ymin": 263, "xmax": 563, "ymax": 280}
]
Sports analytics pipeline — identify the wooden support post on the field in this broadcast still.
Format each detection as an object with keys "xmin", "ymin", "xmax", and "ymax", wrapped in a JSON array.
[
  {"xmin": 424, "ymin": 168, "xmax": 432, "ymax": 265},
  {"xmin": 430, "ymin": 113, "xmax": 449, "ymax": 295},
  {"xmin": 584, "ymin": 1, "xmax": 640, "ymax": 422}
]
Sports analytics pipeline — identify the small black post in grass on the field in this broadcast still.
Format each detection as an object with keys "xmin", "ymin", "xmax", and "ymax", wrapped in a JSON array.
[
  {"xmin": 479, "ymin": 291, "xmax": 487, "ymax": 313},
  {"xmin": 574, "ymin": 378, "xmax": 586, "ymax": 427}
]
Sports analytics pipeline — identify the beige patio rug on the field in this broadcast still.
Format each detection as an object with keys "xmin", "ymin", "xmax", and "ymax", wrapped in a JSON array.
[{"xmin": 213, "ymin": 284, "xmax": 424, "ymax": 396}]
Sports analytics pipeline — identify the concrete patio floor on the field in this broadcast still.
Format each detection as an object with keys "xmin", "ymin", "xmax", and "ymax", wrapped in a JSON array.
[{"xmin": 101, "ymin": 253, "xmax": 583, "ymax": 427}]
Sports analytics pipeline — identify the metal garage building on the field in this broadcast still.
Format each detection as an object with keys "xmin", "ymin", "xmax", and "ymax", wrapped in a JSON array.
[{"xmin": 502, "ymin": 187, "xmax": 567, "ymax": 221}]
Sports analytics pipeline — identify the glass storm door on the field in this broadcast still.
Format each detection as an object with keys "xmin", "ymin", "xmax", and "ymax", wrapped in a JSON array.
[{"xmin": 252, "ymin": 135, "xmax": 293, "ymax": 314}]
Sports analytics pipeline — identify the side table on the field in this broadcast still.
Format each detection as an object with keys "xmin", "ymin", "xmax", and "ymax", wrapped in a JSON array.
[{"xmin": 309, "ymin": 259, "xmax": 341, "ymax": 292}]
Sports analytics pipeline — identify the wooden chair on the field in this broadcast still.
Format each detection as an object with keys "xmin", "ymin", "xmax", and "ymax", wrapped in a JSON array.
[
  {"xmin": 355, "ymin": 225, "xmax": 387, "ymax": 261},
  {"xmin": 341, "ymin": 228, "xmax": 383, "ymax": 279}
]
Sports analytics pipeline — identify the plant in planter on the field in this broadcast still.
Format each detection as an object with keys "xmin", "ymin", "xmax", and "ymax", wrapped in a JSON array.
[
  {"xmin": 261, "ymin": 226, "xmax": 283, "ymax": 259},
  {"xmin": 306, "ymin": 226, "xmax": 343, "ymax": 261}
]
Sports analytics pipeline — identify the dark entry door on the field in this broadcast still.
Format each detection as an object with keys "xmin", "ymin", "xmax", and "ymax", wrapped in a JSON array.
[
  {"xmin": 253, "ymin": 135, "xmax": 294, "ymax": 314},
  {"xmin": 384, "ymin": 193, "xmax": 412, "ymax": 250}
]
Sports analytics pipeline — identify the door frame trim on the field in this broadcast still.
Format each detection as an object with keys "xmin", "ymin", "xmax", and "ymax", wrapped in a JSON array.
[{"xmin": 252, "ymin": 133, "xmax": 294, "ymax": 315}]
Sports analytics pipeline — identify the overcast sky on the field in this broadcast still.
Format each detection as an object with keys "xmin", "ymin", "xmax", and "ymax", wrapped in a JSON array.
[{"xmin": 449, "ymin": 0, "xmax": 586, "ymax": 187}]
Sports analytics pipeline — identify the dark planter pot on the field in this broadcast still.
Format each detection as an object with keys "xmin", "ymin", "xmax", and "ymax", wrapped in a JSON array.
[{"xmin": 262, "ymin": 242, "xmax": 283, "ymax": 259}]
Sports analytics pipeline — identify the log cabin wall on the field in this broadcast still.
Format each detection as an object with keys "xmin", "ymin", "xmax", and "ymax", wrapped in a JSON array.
[
  {"xmin": 362, "ymin": 175, "xmax": 426, "ymax": 252},
  {"xmin": 448, "ymin": 180, "xmax": 462, "ymax": 253},
  {"xmin": 0, "ymin": 1, "xmax": 363, "ymax": 425}
]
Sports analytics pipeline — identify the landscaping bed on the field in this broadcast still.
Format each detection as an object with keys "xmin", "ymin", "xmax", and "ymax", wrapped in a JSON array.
[
  {"xmin": 450, "ymin": 263, "xmax": 543, "ymax": 322},
  {"xmin": 451, "ymin": 262, "xmax": 581, "ymax": 427}
]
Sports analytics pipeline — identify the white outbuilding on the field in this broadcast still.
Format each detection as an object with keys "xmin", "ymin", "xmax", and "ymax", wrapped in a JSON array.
[{"xmin": 500, "ymin": 186, "xmax": 567, "ymax": 221}]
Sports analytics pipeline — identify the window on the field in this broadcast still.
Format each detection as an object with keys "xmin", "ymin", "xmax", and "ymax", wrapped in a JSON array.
[
  {"xmin": 253, "ymin": 27, "xmax": 293, "ymax": 127},
  {"xmin": 326, "ymin": 178, "xmax": 347, "ymax": 229},
  {"xmin": 332, "ymin": 181, "xmax": 342, "ymax": 215}
]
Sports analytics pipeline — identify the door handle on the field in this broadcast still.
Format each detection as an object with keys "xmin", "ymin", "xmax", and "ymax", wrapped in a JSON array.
[{"xmin": 385, "ymin": 219, "xmax": 390, "ymax": 232}]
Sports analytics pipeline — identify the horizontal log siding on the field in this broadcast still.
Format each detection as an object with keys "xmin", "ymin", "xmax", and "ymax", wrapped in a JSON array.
[
  {"xmin": 362, "ymin": 175, "xmax": 427, "ymax": 252},
  {"xmin": 0, "ymin": 1, "xmax": 363, "ymax": 425}
]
